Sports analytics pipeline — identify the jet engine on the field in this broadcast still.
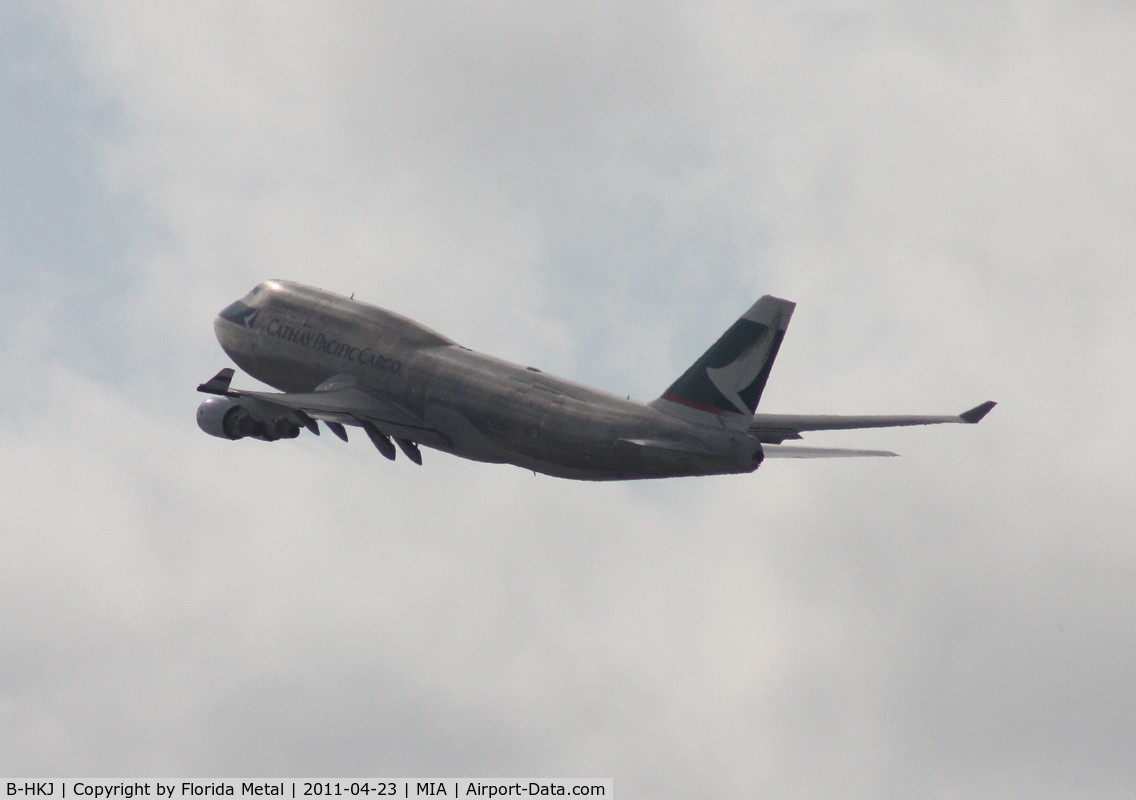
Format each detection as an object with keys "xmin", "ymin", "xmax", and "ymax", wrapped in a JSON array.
[{"xmin": 196, "ymin": 396, "xmax": 301, "ymax": 442}]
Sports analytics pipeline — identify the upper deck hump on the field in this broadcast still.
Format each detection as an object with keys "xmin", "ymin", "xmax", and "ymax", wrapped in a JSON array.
[{"xmin": 257, "ymin": 279, "xmax": 455, "ymax": 348}]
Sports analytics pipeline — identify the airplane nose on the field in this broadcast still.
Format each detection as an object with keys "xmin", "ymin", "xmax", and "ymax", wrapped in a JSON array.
[
  {"xmin": 213, "ymin": 300, "xmax": 258, "ymax": 360},
  {"xmin": 213, "ymin": 314, "xmax": 237, "ymax": 359}
]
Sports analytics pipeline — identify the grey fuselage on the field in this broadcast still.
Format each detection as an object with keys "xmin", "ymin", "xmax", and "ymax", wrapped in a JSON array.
[{"xmin": 213, "ymin": 281, "xmax": 762, "ymax": 480}]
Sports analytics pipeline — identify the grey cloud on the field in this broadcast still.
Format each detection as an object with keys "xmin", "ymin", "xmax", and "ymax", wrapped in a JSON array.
[{"xmin": 1, "ymin": 2, "xmax": 1133, "ymax": 797}]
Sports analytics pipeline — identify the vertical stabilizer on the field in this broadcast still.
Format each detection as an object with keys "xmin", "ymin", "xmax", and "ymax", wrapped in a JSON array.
[{"xmin": 649, "ymin": 295, "xmax": 795, "ymax": 428}]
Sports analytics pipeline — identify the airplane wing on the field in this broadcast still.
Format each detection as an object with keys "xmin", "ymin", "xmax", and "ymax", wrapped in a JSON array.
[
  {"xmin": 197, "ymin": 368, "xmax": 451, "ymax": 456},
  {"xmin": 749, "ymin": 401, "xmax": 996, "ymax": 444}
]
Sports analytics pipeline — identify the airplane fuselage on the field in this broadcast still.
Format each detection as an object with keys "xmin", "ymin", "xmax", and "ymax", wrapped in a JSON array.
[{"xmin": 212, "ymin": 280, "xmax": 763, "ymax": 480}]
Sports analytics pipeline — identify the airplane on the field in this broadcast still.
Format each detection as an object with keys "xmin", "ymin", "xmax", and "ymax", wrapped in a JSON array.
[{"xmin": 197, "ymin": 280, "xmax": 995, "ymax": 480}]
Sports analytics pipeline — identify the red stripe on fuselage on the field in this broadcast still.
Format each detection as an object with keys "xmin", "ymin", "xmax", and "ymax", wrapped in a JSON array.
[{"xmin": 660, "ymin": 393, "xmax": 730, "ymax": 415}]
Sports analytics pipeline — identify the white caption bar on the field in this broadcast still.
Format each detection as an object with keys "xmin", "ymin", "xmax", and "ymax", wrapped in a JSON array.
[{"xmin": 4, "ymin": 782, "xmax": 612, "ymax": 800}]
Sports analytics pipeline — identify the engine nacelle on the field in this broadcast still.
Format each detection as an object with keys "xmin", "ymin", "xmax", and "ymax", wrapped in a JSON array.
[{"xmin": 196, "ymin": 396, "xmax": 301, "ymax": 442}]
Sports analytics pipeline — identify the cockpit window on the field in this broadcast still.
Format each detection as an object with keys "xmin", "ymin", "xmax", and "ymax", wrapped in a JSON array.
[{"xmin": 218, "ymin": 300, "xmax": 259, "ymax": 328}]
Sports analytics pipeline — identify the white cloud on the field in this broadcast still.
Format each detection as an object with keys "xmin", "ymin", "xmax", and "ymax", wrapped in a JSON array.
[{"xmin": 1, "ymin": 1, "xmax": 1133, "ymax": 796}]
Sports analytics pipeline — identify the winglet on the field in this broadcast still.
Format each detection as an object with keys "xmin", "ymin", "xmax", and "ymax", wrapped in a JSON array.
[
  {"xmin": 959, "ymin": 401, "xmax": 997, "ymax": 424},
  {"xmin": 197, "ymin": 368, "xmax": 235, "ymax": 395}
]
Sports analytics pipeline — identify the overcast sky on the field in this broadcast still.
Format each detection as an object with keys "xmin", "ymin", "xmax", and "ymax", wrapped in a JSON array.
[{"xmin": 2, "ymin": 2, "xmax": 1134, "ymax": 796}]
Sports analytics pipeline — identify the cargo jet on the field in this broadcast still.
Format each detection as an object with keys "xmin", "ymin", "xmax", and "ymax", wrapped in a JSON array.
[{"xmin": 197, "ymin": 280, "xmax": 995, "ymax": 480}]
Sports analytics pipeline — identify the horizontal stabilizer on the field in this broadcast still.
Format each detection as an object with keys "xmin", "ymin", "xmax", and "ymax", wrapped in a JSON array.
[{"xmin": 762, "ymin": 445, "xmax": 899, "ymax": 458}]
